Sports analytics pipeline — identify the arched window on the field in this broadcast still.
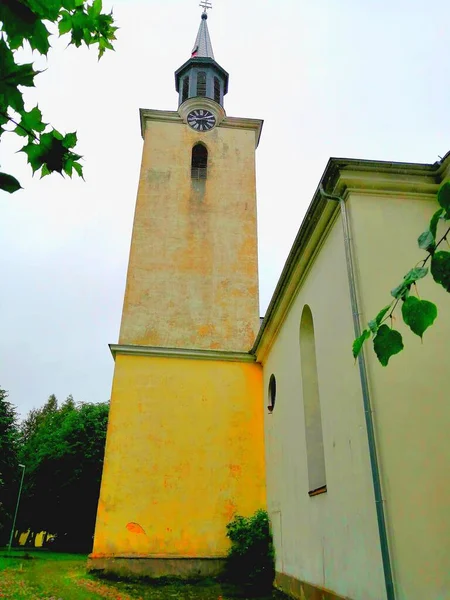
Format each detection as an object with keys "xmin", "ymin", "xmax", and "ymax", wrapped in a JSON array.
[
  {"xmin": 214, "ymin": 77, "xmax": 221, "ymax": 104},
  {"xmin": 300, "ymin": 305, "xmax": 327, "ymax": 496},
  {"xmin": 197, "ymin": 71, "xmax": 206, "ymax": 97},
  {"xmin": 182, "ymin": 77, "xmax": 189, "ymax": 103},
  {"xmin": 191, "ymin": 144, "xmax": 208, "ymax": 179}
]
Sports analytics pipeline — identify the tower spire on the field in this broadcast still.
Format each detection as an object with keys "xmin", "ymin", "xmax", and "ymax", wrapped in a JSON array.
[
  {"xmin": 175, "ymin": 3, "xmax": 229, "ymax": 108},
  {"xmin": 191, "ymin": 5, "xmax": 214, "ymax": 59}
]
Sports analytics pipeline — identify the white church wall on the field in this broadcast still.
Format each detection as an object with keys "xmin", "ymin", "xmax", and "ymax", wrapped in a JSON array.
[
  {"xmin": 262, "ymin": 213, "xmax": 386, "ymax": 600},
  {"xmin": 348, "ymin": 189, "xmax": 450, "ymax": 600}
]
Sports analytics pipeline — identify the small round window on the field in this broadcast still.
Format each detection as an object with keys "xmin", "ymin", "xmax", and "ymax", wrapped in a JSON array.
[{"xmin": 268, "ymin": 374, "xmax": 276, "ymax": 413}]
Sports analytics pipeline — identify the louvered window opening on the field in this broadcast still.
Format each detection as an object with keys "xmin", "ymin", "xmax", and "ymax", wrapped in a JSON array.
[
  {"xmin": 214, "ymin": 77, "xmax": 221, "ymax": 104},
  {"xmin": 182, "ymin": 77, "xmax": 189, "ymax": 103},
  {"xmin": 197, "ymin": 72, "xmax": 207, "ymax": 97},
  {"xmin": 191, "ymin": 144, "xmax": 208, "ymax": 180}
]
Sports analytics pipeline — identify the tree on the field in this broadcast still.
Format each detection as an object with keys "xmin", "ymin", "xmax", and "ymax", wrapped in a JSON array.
[
  {"xmin": 0, "ymin": 0, "xmax": 117, "ymax": 194},
  {"xmin": 18, "ymin": 395, "xmax": 109, "ymax": 551},
  {"xmin": 0, "ymin": 387, "xmax": 20, "ymax": 545},
  {"xmin": 353, "ymin": 181, "xmax": 450, "ymax": 366}
]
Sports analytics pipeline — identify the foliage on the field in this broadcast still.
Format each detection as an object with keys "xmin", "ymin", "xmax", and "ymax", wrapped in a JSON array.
[
  {"xmin": 0, "ymin": 387, "xmax": 20, "ymax": 545},
  {"xmin": 224, "ymin": 509, "xmax": 275, "ymax": 594},
  {"xmin": 17, "ymin": 394, "xmax": 109, "ymax": 551},
  {"xmin": 0, "ymin": 0, "xmax": 117, "ymax": 193},
  {"xmin": 353, "ymin": 181, "xmax": 450, "ymax": 366},
  {"xmin": 1, "ymin": 551, "xmax": 286, "ymax": 600}
]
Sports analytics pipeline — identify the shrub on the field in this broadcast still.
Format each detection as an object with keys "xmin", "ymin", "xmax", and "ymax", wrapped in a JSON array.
[{"xmin": 224, "ymin": 509, "xmax": 275, "ymax": 594}]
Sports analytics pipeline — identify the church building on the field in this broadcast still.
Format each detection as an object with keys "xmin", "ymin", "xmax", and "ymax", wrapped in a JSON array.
[{"xmin": 89, "ymin": 9, "xmax": 450, "ymax": 600}]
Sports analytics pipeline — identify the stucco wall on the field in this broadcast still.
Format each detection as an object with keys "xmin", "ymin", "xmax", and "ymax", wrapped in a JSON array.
[
  {"xmin": 119, "ymin": 117, "xmax": 260, "ymax": 352},
  {"xmin": 349, "ymin": 190, "xmax": 450, "ymax": 600},
  {"xmin": 92, "ymin": 354, "xmax": 265, "ymax": 558},
  {"xmin": 261, "ymin": 215, "xmax": 386, "ymax": 600}
]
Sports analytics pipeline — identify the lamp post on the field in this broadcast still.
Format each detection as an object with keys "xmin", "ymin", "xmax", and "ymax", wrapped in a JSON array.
[{"xmin": 7, "ymin": 463, "xmax": 25, "ymax": 552}]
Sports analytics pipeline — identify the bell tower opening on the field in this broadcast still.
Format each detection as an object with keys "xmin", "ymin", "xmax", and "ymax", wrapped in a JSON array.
[
  {"xmin": 182, "ymin": 76, "xmax": 189, "ymax": 103},
  {"xmin": 191, "ymin": 143, "xmax": 208, "ymax": 179},
  {"xmin": 197, "ymin": 72, "xmax": 207, "ymax": 97}
]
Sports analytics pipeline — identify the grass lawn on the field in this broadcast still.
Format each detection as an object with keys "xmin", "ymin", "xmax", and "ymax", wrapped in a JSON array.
[{"xmin": 0, "ymin": 550, "xmax": 284, "ymax": 600}]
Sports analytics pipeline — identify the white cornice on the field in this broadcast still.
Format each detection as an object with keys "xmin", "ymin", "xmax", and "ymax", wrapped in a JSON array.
[
  {"xmin": 139, "ymin": 109, "xmax": 183, "ymax": 138},
  {"xmin": 220, "ymin": 116, "xmax": 264, "ymax": 149},
  {"xmin": 332, "ymin": 165, "xmax": 438, "ymax": 198},
  {"xmin": 110, "ymin": 344, "xmax": 257, "ymax": 363},
  {"xmin": 139, "ymin": 106, "xmax": 263, "ymax": 148}
]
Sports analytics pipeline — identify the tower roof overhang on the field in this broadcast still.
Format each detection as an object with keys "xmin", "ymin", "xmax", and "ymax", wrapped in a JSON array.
[{"xmin": 175, "ymin": 57, "xmax": 229, "ymax": 95}]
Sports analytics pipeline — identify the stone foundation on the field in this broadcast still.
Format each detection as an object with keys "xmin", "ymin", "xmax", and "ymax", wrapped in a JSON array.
[
  {"xmin": 275, "ymin": 571, "xmax": 351, "ymax": 600},
  {"xmin": 87, "ymin": 555, "xmax": 227, "ymax": 579}
]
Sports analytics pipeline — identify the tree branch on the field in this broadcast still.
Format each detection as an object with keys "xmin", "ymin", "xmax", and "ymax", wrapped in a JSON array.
[{"xmin": 0, "ymin": 110, "xmax": 39, "ymax": 141}]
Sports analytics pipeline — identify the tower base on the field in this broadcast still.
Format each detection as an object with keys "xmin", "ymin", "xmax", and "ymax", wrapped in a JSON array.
[{"xmin": 87, "ymin": 555, "xmax": 227, "ymax": 580}]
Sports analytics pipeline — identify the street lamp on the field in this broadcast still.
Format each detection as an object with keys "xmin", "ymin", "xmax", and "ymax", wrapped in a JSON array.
[{"xmin": 7, "ymin": 463, "xmax": 25, "ymax": 552}]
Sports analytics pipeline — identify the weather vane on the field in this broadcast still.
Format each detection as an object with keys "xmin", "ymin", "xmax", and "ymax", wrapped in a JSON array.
[{"xmin": 199, "ymin": 1, "xmax": 212, "ymax": 13}]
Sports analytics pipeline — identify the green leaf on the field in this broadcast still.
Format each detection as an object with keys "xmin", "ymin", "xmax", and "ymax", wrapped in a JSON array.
[
  {"xmin": 21, "ymin": 130, "xmax": 73, "ymax": 176},
  {"xmin": 58, "ymin": 11, "xmax": 73, "ymax": 35},
  {"xmin": 0, "ymin": 2, "xmax": 51, "ymax": 55},
  {"xmin": 352, "ymin": 329, "xmax": 370, "ymax": 359},
  {"xmin": 401, "ymin": 296, "xmax": 437, "ymax": 339},
  {"xmin": 89, "ymin": 0, "xmax": 103, "ymax": 18},
  {"xmin": 40, "ymin": 164, "xmax": 51, "ymax": 178},
  {"xmin": 64, "ymin": 159, "xmax": 74, "ymax": 177},
  {"xmin": 73, "ymin": 161, "xmax": 84, "ymax": 178},
  {"xmin": 29, "ymin": 20, "xmax": 51, "ymax": 55},
  {"xmin": 0, "ymin": 39, "xmax": 42, "ymax": 112},
  {"xmin": 418, "ymin": 209, "xmax": 446, "ymax": 252},
  {"xmin": 391, "ymin": 267, "xmax": 429, "ymax": 299},
  {"xmin": 373, "ymin": 325, "xmax": 404, "ymax": 366},
  {"xmin": 20, "ymin": 140, "xmax": 46, "ymax": 173},
  {"xmin": 368, "ymin": 304, "xmax": 392, "ymax": 334},
  {"xmin": 0, "ymin": 172, "xmax": 22, "ymax": 193},
  {"xmin": 404, "ymin": 267, "xmax": 428, "ymax": 285},
  {"xmin": 418, "ymin": 230, "xmax": 435, "ymax": 252},
  {"xmin": 83, "ymin": 27, "xmax": 92, "ymax": 44},
  {"xmin": 430, "ymin": 208, "xmax": 444, "ymax": 238},
  {"xmin": 15, "ymin": 106, "xmax": 47, "ymax": 137},
  {"xmin": 62, "ymin": 132, "xmax": 77, "ymax": 149},
  {"xmin": 437, "ymin": 182, "xmax": 450, "ymax": 213},
  {"xmin": 27, "ymin": 0, "xmax": 62, "ymax": 21},
  {"xmin": 431, "ymin": 251, "xmax": 450, "ymax": 292},
  {"xmin": 391, "ymin": 282, "xmax": 408, "ymax": 300}
]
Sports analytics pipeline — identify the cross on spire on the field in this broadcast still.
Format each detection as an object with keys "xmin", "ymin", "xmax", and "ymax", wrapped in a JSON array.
[{"xmin": 199, "ymin": 1, "xmax": 212, "ymax": 13}]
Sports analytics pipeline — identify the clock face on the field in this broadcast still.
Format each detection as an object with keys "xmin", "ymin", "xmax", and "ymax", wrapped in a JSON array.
[{"xmin": 187, "ymin": 109, "xmax": 216, "ymax": 132}]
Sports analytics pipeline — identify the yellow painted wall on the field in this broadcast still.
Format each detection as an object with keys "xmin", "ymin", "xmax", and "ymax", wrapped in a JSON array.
[
  {"xmin": 119, "ymin": 116, "xmax": 260, "ymax": 352},
  {"xmin": 349, "ymin": 190, "xmax": 450, "ymax": 600},
  {"xmin": 92, "ymin": 354, "xmax": 265, "ymax": 558},
  {"xmin": 259, "ymin": 214, "xmax": 386, "ymax": 600}
]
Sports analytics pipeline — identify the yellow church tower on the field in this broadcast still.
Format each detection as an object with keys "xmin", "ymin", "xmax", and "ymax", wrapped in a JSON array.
[{"xmin": 89, "ymin": 6, "xmax": 266, "ymax": 578}]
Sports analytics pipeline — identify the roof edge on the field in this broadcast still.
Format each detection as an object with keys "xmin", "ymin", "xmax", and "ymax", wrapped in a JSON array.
[{"xmin": 252, "ymin": 153, "xmax": 447, "ymax": 361}]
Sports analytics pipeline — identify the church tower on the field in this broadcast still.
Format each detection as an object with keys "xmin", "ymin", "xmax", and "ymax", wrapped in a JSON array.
[{"xmin": 89, "ymin": 6, "xmax": 266, "ymax": 578}]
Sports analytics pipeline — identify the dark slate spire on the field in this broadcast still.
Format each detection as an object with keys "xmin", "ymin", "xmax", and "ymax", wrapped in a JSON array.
[
  {"xmin": 191, "ymin": 12, "xmax": 215, "ymax": 59},
  {"xmin": 175, "ymin": 9, "xmax": 229, "ymax": 108}
]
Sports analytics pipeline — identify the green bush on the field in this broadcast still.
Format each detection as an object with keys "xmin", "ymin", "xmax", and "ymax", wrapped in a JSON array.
[{"xmin": 224, "ymin": 509, "xmax": 275, "ymax": 594}]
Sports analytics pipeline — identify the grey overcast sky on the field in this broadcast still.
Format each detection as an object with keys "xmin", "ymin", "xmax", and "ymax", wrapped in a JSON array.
[{"xmin": 1, "ymin": 0, "xmax": 449, "ymax": 417}]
